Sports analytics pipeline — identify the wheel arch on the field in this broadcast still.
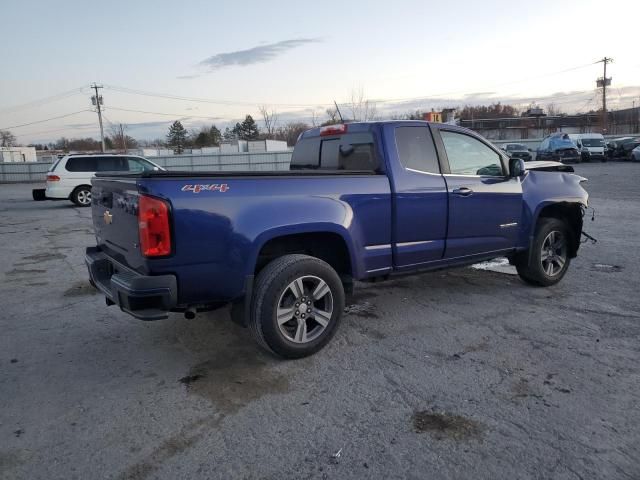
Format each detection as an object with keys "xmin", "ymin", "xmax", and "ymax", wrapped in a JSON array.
[
  {"xmin": 250, "ymin": 225, "xmax": 357, "ymax": 282},
  {"xmin": 70, "ymin": 183, "xmax": 92, "ymax": 198},
  {"xmin": 533, "ymin": 201, "xmax": 584, "ymax": 258}
]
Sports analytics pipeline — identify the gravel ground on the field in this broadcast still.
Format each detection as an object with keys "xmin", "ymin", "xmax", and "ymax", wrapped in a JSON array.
[{"xmin": 1, "ymin": 162, "xmax": 639, "ymax": 480}]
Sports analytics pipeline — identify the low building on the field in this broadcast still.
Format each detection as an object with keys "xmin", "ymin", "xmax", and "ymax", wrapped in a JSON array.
[
  {"xmin": 423, "ymin": 111, "xmax": 442, "ymax": 122},
  {"xmin": 220, "ymin": 140, "xmax": 248, "ymax": 153},
  {"xmin": 461, "ymin": 107, "xmax": 640, "ymax": 140},
  {"xmin": 0, "ymin": 146, "xmax": 37, "ymax": 163},
  {"xmin": 247, "ymin": 139, "xmax": 288, "ymax": 152}
]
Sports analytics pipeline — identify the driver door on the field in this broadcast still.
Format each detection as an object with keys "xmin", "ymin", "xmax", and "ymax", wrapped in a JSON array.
[{"xmin": 433, "ymin": 127, "xmax": 523, "ymax": 259}]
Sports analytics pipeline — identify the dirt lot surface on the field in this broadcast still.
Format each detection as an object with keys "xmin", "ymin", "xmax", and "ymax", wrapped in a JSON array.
[{"xmin": 1, "ymin": 163, "xmax": 639, "ymax": 479}]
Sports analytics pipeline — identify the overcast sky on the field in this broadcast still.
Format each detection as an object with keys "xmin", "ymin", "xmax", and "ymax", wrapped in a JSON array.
[{"xmin": 1, "ymin": 0, "xmax": 638, "ymax": 144}]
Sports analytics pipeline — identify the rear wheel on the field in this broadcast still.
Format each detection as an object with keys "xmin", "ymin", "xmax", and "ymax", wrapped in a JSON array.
[
  {"xmin": 71, "ymin": 186, "xmax": 92, "ymax": 207},
  {"xmin": 250, "ymin": 254, "xmax": 345, "ymax": 359},
  {"xmin": 515, "ymin": 218, "xmax": 571, "ymax": 287}
]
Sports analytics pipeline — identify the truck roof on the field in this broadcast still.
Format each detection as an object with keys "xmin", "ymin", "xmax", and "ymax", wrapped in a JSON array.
[{"xmin": 298, "ymin": 120, "xmax": 466, "ymax": 140}]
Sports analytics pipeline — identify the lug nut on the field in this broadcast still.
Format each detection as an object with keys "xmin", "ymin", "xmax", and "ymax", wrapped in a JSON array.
[
  {"xmin": 301, "ymin": 314, "xmax": 306, "ymax": 318},
  {"xmin": 307, "ymin": 301, "xmax": 311, "ymax": 305},
  {"xmin": 295, "ymin": 310, "xmax": 300, "ymax": 315},
  {"xmin": 295, "ymin": 303, "xmax": 300, "ymax": 307}
]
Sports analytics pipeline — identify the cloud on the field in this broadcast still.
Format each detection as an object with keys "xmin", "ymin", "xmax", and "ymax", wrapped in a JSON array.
[{"xmin": 180, "ymin": 38, "xmax": 321, "ymax": 78}]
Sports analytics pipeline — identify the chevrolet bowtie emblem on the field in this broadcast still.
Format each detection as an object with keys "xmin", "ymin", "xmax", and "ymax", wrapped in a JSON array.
[{"xmin": 103, "ymin": 210, "xmax": 113, "ymax": 225}]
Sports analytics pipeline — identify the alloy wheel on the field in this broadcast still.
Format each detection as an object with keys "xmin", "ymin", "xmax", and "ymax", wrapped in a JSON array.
[
  {"xmin": 276, "ymin": 275, "xmax": 334, "ymax": 344},
  {"xmin": 540, "ymin": 230, "xmax": 567, "ymax": 277}
]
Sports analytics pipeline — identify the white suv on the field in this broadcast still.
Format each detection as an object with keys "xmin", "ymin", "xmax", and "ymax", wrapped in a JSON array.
[{"xmin": 45, "ymin": 154, "xmax": 163, "ymax": 206}]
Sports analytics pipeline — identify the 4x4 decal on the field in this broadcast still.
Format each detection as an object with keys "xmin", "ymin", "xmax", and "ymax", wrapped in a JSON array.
[{"xmin": 181, "ymin": 184, "xmax": 229, "ymax": 193}]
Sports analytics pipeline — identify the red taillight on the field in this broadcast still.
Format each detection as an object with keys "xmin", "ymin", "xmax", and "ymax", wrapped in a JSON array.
[
  {"xmin": 320, "ymin": 124, "xmax": 347, "ymax": 136},
  {"xmin": 138, "ymin": 195, "xmax": 171, "ymax": 257},
  {"xmin": 47, "ymin": 174, "xmax": 60, "ymax": 181}
]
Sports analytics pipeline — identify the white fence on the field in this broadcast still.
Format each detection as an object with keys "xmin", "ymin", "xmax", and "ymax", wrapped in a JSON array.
[{"xmin": 0, "ymin": 151, "xmax": 293, "ymax": 183}]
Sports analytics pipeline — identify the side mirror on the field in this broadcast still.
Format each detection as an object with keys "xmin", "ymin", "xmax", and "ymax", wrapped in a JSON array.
[{"xmin": 509, "ymin": 158, "xmax": 526, "ymax": 178}]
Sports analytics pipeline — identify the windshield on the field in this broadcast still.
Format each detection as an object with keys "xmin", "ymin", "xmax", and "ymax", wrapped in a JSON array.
[
  {"xmin": 506, "ymin": 144, "xmax": 526, "ymax": 151},
  {"xmin": 550, "ymin": 137, "xmax": 575, "ymax": 150},
  {"xmin": 581, "ymin": 138, "xmax": 605, "ymax": 147}
]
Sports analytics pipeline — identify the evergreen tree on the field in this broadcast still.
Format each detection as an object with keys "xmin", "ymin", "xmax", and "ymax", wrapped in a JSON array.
[
  {"xmin": 239, "ymin": 115, "xmax": 260, "ymax": 140},
  {"xmin": 210, "ymin": 125, "xmax": 222, "ymax": 146},
  {"xmin": 167, "ymin": 120, "xmax": 188, "ymax": 153},
  {"xmin": 193, "ymin": 131, "xmax": 209, "ymax": 148},
  {"xmin": 231, "ymin": 122, "xmax": 243, "ymax": 139},
  {"xmin": 223, "ymin": 126, "xmax": 235, "ymax": 141}
]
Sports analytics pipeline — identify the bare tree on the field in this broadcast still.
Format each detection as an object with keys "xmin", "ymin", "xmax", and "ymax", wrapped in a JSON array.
[
  {"xmin": 275, "ymin": 122, "xmax": 310, "ymax": 146},
  {"xmin": 546, "ymin": 103, "xmax": 564, "ymax": 116},
  {"xmin": 310, "ymin": 109, "xmax": 319, "ymax": 128},
  {"xmin": 259, "ymin": 105, "xmax": 278, "ymax": 138},
  {"xmin": 0, "ymin": 130, "xmax": 17, "ymax": 147},
  {"xmin": 324, "ymin": 107, "xmax": 340, "ymax": 125},
  {"xmin": 348, "ymin": 87, "xmax": 378, "ymax": 122},
  {"xmin": 108, "ymin": 124, "xmax": 137, "ymax": 152}
]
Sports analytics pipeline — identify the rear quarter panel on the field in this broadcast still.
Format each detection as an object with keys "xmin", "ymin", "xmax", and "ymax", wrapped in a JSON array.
[{"xmin": 138, "ymin": 175, "xmax": 392, "ymax": 304}]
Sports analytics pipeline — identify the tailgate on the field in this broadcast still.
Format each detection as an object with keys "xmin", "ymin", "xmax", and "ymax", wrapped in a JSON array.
[{"xmin": 91, "ymin": 178, "xmax": 146, "ymax": 272}]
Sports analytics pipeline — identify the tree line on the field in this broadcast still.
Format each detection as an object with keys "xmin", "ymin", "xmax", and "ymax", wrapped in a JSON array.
[{"xmin": 3, "ymin": 100, "xmax": 568, "ymax": 153}]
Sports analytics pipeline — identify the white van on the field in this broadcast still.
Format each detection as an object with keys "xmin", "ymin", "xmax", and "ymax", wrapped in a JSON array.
[
  {"xmin": 43, "ymin": 154, "xmax": 163, "ymax": 206},
  {"xmin": 568, "ymin": 133, "xmax": 606, "ymax": 162}
]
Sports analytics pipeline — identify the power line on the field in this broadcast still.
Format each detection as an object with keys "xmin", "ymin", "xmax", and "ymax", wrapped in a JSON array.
[
  {"xmin": 17, "ymin": 125, "xmax": 98, "ymax": 139},
  {"xmin": 107, "ymin": 106, "xmax": 226, "ymax": 120},
  {"xmin": 0, "ymin": 110, "xmax": 92, "ymax": 130},
  {"xmin": 104, "ymin": 84, "xmax": 331, "ymax": 108},
  {"xmin": 0, "ymin": 87, "xmax": 86, "ymax": 114},
  {"xmin": 104, "ymin": 62, "xmax": 599, "ymax": 109}
]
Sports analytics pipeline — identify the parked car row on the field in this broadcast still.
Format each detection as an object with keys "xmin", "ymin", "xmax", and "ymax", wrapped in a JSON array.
[
  {"xmin": 606, "ymin": 136, "xmax": 640, "ymax": 161},
  {"xmin": 536, "ymin": 133, "xmax": 582, "ymax": 163},
  {"xmin": 500, "ymin": 132, "xmax": 640, "ymax": 163},
  {"xmin": 32, "ymin": 154, "xmax": 164, "ymax": 206}
]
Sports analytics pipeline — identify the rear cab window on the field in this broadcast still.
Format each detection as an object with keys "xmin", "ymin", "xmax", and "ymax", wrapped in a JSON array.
[{"xmin": 291, "ymin": 127, "xmax": 380, "ymax": 172}]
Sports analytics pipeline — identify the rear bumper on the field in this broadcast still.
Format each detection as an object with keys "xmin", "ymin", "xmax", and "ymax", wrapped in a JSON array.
[
  {"xmin": 85, "ymin": 247, "xmax": 177, "ymax": 320},
  {"xmin": 45, "ymin": 183, "xmax": 73, "ymax": 199}
]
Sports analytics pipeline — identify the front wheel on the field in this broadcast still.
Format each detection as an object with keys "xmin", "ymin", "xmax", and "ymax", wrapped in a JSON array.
[
  {"xmin": 71, "ymin": 186, "xmax": 92, "ymax": 207},
  {"xmin": 250, "ymin": 254, "xmax": 345, "ymax": 359},
  {"xmin": 515, "ymin": 218, "xmax": 571, "ymax": 287}
]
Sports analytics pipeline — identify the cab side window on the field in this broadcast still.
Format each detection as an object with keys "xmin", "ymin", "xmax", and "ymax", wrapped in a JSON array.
[
  {"xmin": 395, "ymin": 126, "xmax": 440, "ymax": 174},
  {"xmin": 440, "ymin": 130, "xmax": 504, "ymax": 176}
]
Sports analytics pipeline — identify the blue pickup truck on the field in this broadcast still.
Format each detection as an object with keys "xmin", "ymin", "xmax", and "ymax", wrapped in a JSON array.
[{"xmin": 86, "ymin": 121, "xmax": 589, "ymax": 358}]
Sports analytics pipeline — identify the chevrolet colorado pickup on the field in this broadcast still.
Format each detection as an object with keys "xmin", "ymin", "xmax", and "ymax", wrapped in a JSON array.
[{"xmin": 86, "ymin": 121, "xmax": 589, "ymax": 358}]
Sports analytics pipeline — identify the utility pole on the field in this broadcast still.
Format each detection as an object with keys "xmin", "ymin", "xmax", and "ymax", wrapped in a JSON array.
[
  {"xmin": 119, "ymin": 124, "xmax": 127, "ymax": 153},
  {"xmin": 596, "ymin": 57, "xmax": 613, "ymax": 134},
  {"xmin": 91, "ymin": 83, "xmax": 106, "ymax": 152}
]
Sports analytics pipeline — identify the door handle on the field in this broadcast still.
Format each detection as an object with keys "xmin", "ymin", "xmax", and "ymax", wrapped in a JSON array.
[{"xmin": 452, "ymin": 187, "xmax": 473, "ymax": 196}]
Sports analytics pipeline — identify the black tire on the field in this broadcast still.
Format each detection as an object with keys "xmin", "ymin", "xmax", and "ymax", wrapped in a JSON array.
[
  {"xmin": 250, "ymin": 254, "xmax": 345, "ymax": 359},
  {"xmin": 32, "ymin": 188, "xmax": 46, "ymax": 201},
  {"xmin": 515, "ymin": 218, "xmax": 571, "ymax": 287},
  {"xmin": 71, "ymin": 185, "xmax": 92, "ymax": 207}
]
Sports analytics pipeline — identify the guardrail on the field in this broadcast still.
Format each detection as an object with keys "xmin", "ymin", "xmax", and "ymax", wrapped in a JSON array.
[{"xmin": 0, "ymin": 151, "xmax": 293, "ymax": 183}]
